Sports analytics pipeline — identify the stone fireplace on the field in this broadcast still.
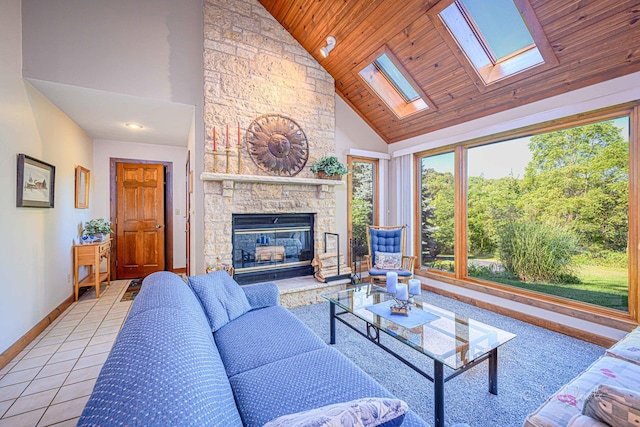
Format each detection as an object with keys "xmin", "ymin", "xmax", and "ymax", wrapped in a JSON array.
[{"xmin": 202, "ymin": 0, "xmax": 338, "ymax": 280}]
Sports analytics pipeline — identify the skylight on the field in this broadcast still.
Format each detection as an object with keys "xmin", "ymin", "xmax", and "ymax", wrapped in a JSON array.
[
  {"xmin": 437, "ymin": 0, "xmax": 553, "ymax": 85},
  {"xmin": 358, "ymin": 49, "xmax": 434, "ymax": 120},
  {"xmin": 374, "ymin": 54, "xmax": 420, "ymax": 103}
]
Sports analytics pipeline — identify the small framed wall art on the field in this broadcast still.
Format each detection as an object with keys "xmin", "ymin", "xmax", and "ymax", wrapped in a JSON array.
[
  {"xmin": 16, "ymin": 154, "xmax": 56, "ymax": 208},
  {"xmin": 75, "ymin": 165, "xmax": 90, "ymax": 208}
]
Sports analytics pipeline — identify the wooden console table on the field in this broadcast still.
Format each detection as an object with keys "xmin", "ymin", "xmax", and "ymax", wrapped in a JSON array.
[{"xmin": 73, "ymin": 239, "xmax": 111, "ymax": 301}]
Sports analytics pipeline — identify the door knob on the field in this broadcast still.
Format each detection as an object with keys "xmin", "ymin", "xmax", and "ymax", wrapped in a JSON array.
[{"xmin": 156, "ymin": 224, "xmax": 162, "ymax": 229}]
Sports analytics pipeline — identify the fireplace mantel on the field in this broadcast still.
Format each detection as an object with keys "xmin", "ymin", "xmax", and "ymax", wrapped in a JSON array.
[{"xmin": 200, "ymin": 172, "xmax": 344, "ymax": 186}]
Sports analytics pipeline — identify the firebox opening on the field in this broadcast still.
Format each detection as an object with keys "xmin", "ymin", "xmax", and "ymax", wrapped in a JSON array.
[{"xmin": 232, "ymin": 213, "xmax": 315, "ymax": 285}]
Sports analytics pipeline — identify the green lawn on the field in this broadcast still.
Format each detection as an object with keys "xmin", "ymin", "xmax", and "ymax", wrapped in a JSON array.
[{"xmin": 470, "ymin": 263, "xmax": 628, "ymax": 311}]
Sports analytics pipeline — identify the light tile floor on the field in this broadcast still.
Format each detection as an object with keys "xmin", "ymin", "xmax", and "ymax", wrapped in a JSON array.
[{"xmin": 0, "ymin": 280, "xmax": 132, "ymax": 427}]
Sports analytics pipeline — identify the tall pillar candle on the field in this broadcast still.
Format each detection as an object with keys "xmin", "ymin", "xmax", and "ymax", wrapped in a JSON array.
[
  {"xmin": 409, "ymin": 279, "xmax": 421, "ymax": 295},
  {"xmin": 386, "ymin": 272, "xmax": 398, "ymax": 294}
]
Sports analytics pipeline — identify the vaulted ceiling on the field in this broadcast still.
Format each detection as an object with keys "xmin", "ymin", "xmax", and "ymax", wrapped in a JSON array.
[{"xmin": 259, "ymin": 0, "xmax": 640, "ymax": 144}]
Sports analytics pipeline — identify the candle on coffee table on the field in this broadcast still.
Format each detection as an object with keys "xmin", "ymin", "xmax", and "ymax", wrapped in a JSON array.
[
  {"xmin": 409, "ymin": 279, "xmax": 421, "ymax": 295},
  {"xmin": 396, "ymin": 283, "xmax": 408, "ymax": 301},
  {"xmin": 386, "ymin": 272, "xmax": 397, "ymax": 294}
]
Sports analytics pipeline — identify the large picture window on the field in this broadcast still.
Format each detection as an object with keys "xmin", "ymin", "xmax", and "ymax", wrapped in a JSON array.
[
  {"xmin": 417, "ymin": 106, "xmax": 637, "ymax": 317},
  {"xmin": 348, "ymin": 157, "xmax": 379, "ymax": 270},
  {"xmin": 419, "ymin": 152, "xmax": 456, "ymax": 273}
]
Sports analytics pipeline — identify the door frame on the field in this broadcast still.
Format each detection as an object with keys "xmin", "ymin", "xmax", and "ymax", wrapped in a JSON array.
[{"xmin": 109, "ymin": 158, "xmax": 174, "ymax": 279}]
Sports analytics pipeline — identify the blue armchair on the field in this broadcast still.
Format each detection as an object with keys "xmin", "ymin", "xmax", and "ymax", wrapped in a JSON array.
[{"xmin": 365, "ymin": 225, "xmax": 416, "ymax": 285}]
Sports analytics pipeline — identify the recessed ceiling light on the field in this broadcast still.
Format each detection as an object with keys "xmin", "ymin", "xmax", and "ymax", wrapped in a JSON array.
[{"xmin": 125, "ymin": 123, "xmax": 143, "ymax": 129}]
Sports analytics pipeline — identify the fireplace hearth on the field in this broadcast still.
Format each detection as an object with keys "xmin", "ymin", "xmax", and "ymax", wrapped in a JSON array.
[{"xmin": 232, "ymin": 213, "xmax": 314, "ymax": 284}]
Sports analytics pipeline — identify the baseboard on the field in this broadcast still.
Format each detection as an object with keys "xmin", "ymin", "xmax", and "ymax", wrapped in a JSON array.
[
  {"xmin": 0, "ymin": 294, "xmax": 74, "ymax": 371},
  {"xmin": 172, "ymin": 267, "xmax": 186, "ymax": 275},
  {"xmin": 422, "ymin": 283, "xmax": 618, "ymax": 348}
]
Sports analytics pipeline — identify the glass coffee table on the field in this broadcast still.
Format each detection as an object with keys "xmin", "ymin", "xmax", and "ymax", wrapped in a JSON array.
[{"xmin": 322, "ymin": 285, "xmax": 516, "ymax": 427}]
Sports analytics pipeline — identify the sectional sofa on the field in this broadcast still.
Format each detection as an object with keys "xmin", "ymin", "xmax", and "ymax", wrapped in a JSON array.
[
  {"xmin": 524, "ymin": 326, "xmax": 640, "ymax": 426},
  {"xmin": 78, "ymin": 271, "xmax": 429, "ymax": 426}
]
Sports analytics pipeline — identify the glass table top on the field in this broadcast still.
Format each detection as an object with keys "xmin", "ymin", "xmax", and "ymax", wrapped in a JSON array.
[{"xmin": 323, "ymin": 285, "xmax": 516, "ymax": 369}]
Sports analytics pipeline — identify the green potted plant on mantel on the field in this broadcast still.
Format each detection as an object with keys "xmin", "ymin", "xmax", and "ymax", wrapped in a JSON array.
[
  {"xmin": 310, "ymin": 156, "xmax": 349, "ymax": 180},
  {"xmin": 83, "ymin": 218, "xmax": 114, "ymax": 243}
]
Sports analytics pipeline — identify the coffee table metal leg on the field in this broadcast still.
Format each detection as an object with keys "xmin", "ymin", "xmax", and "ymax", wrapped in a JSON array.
[
  {"xmin": 329, "ymin": 302, "xmax": 336, "ymax": 345},
  {"xmin": 489, "ymin": 348, "xmax": 498, "ymax": 395},
  {"xmin": 434, "ymin": 361, "xmax": 444, "ymax": 427}
]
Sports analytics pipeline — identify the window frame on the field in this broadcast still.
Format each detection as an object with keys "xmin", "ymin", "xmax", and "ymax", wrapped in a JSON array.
[
  {"xmin": 347, "ymin": 156, "xmax": 380, "ymax": 270},
  {"xmin": 356, "ymin": 46, "xmax": 437, "ymax": 120},
  {"xmin": 428, "ymin": 0, "xmax": 558, "ymax": 91},
  {"xmin": 413, "ymin": 102, "xmax": 640, "ymax": 330}
]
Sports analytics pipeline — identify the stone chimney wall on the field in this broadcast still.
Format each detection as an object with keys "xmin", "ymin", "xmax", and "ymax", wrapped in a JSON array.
[{"xmin": 202, "ymin": 0, "xmax": 337, "ymax": 268}]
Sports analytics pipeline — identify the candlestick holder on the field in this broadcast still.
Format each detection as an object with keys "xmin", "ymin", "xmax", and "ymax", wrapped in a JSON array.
[
  {"xmin": 213, "ymin": 150, "xmax": 218, "ymax": 173},
  {"xmin": 225, "ymin": 147, "xmax": 232, "ymax": 173},
  {"xmin": 389, "ymin": 293, "xmax": 417, "ymax": 316},
  {"xmin": 237, "ymin": 145, "xmax": 242, "ymax": 174}
]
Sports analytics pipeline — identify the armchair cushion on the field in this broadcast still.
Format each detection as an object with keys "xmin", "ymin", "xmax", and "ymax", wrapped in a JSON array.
[
  {"xmin": 374, "ymin": 252, "xmax": 402, "ymax": 270},
  {"xmin": 262, "ymin": 397, "xmax": 408, "ymax": 427},
  {"xmin": 188, "ymin": 271, "xmax": 252, "ymax": 332},
  {"xmin": 369, "ymin": 267, "xmax": 413, "ymax": 278}
]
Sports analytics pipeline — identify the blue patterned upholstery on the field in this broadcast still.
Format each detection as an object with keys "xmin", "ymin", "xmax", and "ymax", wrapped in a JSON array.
[
  {"xmin": 229, "ymin": 347, "xmax": 426, "ymax": 427},
  {"xmin": 242, "ymin": 281, "xmax": 280, "ymax": 309},
  {"xmin": 188, "ymin": 271, "xmax": 252, "ymax": 332},
  {"xmin": 128, "ymin": 271, "xmax": 211, "ymax": 333},
  {"xmin": 78, "ymin": 307, "xmax": 242, "ymax": 426},
  {"xmin": 215, "ymin": 305, "xmax": 326, "ymax": 377},
  {"xmin": 79, "ymin": 272, "xmax": 428, "ymax": 427}
]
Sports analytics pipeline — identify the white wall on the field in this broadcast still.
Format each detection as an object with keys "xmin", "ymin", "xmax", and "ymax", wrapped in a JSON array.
[
  {"xmin": 21, "ymin": 0, "xmax": 203, "ymax": 106},
  {"xmin": 334, "ymin": 95, "xmax": 389, "ymax": 256},
  {"xmin": 21, "ymin": 0, "xmax": 206, "ymax": 275},
  {"xmin": 93, "ymin": 139, "xmax": 188, "ymax": 269},
  {"xmin": 0, "ymin": 0, "xmax": 94, "ymax": 354}
]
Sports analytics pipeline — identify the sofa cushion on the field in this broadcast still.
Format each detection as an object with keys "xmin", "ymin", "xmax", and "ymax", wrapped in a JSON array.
[
  {"xmin": 242, "ymin": 281, "xmax": 280, "ymax": 310},
  {"xmin": 215, "ymin": 305, "xmax": 326, "ymax": 377},
  {"xmin": 188, "ymin": 271, "xmax": 252, "ymax": 332},
  {"xmin": 567, "ymin": 414, "xmax": 608, "ymax": 427},
  {"xmin": 228, "ymin": 347, "xmax": 427, "ymax": 427},
  {"xmin": 128, "ymin": 271, "xmax": 211, "ymax": 334},
  {"xmin": 606, "ymin": 327, "xmax": 640, "ymax": 366},
  {"xmin": 582, "ymin": 384, "xmax": 640, "ymax": 427},
  {"xmin": 523, "ymin": 356, "xmax": 640, "ymax": 427},
  {"xmin": 262, "ymin": 397, "xmax": 408, "ymax": 427},
  {"xmin": 78, "ymin": 307, "xmax": 243, "ymax": 427}
]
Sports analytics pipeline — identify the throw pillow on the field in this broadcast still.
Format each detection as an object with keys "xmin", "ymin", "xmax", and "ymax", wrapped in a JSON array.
[
  {"xmin": 262, "ymin": 397, "xmax": 408, "ymax": 427},
  {"xmin": 582, "ymin": 384, "xmax": 640, "ymax": 427},
  {"xmin": 567, "ymin": 414, "xmax": 609, "ymax": 427},
  {"xmin": 188, "ymin": 271, "xmax": 252, "ymax": 332},
  {"xmin": 375, "ymin": 252, "xmax": 402, "ymax": 270}
]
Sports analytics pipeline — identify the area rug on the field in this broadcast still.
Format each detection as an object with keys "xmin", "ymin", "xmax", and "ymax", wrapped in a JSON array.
[
  {"xmin": 289, "ymin": 293, "xmax": 604, "ymax": 427},
  {"xmin": 120, "ymin": 278, "xmax": 143, "ymax": 302}
]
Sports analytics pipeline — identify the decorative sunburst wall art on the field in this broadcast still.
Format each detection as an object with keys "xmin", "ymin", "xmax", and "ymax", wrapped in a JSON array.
[{"xmin": 246, "ymin": 114, "xmax": 309, "ymax": 177}]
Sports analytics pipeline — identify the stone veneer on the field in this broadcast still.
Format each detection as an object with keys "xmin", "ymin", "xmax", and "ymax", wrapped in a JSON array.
[{"xmin": 202, "ymin": 0, "xmax": 337, "ymax": 268}]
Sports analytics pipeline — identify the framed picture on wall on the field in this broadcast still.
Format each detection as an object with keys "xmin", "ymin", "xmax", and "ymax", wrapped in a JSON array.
[
  {"xmin": 16, "ymin": 154, "xmax": 56, "ymax": 208},
  {"xmin": 75, "ymin": 166, "xmax": 90, "ymax": 208}
]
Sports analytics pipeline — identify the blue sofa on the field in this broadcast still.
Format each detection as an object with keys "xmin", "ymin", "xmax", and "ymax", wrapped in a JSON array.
[{"xmin": 78, "ymin": 271, "xmax": 428, "ymax": 426}]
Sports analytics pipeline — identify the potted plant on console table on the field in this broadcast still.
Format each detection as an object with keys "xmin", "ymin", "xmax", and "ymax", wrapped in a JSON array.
[
  {"xmin": 310, "ymin": 156, "xmax": 348, "ymax": 180},
  {"xmin": 82, "ymin": 218, "xmax": 114, "ymax": 244}
]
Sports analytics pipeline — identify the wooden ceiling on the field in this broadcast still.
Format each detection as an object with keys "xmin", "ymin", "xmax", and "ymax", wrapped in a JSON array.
[{"xmin": 259, "ymin": 0, "xmax": 640, "ymax": 144}]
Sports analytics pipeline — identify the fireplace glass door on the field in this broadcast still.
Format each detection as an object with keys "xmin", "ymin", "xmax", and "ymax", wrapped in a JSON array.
[{"xmin": 232, "ymin": 214, "xmax": 314, "ymax": 284}]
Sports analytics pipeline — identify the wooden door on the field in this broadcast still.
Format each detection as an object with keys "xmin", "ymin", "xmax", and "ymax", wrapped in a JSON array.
[{"xmin": 116, "ymin": 163, "xmax": 165, "ymax": 279}]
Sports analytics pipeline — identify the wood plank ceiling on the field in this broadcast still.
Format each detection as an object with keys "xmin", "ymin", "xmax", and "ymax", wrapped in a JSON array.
[{"xmin": 259, "ymin": 0, "xmax": 640, "ymax": 144}]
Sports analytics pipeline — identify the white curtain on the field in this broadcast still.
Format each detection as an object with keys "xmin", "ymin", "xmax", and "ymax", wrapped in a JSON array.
[{"xmin": 389, "ymin": 154, "xmax": 414, "ymax": 255}]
